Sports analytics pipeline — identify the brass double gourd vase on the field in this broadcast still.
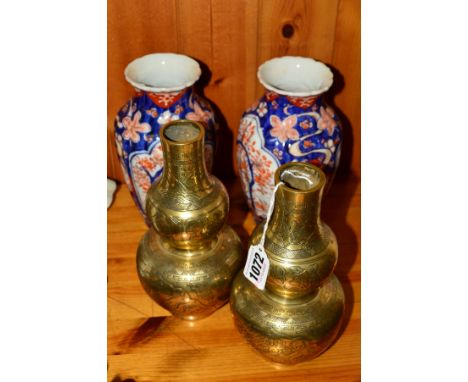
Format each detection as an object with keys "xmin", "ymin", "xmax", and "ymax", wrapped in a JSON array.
[
  {"xmin": 230, "ymin": 162, "xmax": 345, "ymax": 364},
  {"xmin": 137, "ymin": 120, "xmax": 244, "ymax": 320},
  {"xmin": 135, "ymin": 119, "xmax": 343, "ymax": 362}
]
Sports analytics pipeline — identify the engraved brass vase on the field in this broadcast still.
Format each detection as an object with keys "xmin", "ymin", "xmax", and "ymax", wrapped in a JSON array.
[
  {"xmin": 137, "ymin": 120, "xmax": 244, "ymax": 320},
  {"xmin": 230, "ymin": 162, "xmax": 344, "ymax": 364}
]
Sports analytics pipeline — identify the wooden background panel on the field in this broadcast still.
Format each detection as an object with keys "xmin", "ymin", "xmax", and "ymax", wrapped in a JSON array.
[
  {"xmin": 175, "ymin": 0, "xmax": 212, "ymax": 65},
  {"xmin": 331, "ymin": 0, "xmax": 361, "ymax": 174},
  {"xmin": 209, "ymin": 0, "xmax": 259, "ymax": 177},
  {"xmin": 107, "ymin": 0, "xmax": 361, "ymax": 181},
  {"xmin": 255, "ymin": 0, "xmax": 340, "ymax": 96}
]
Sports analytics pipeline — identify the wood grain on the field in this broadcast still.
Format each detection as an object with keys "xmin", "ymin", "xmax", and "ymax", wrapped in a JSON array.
[
  {"xmin": 175, "ymin": 0, "xmax": 212, "ymax": 65},
  {"xmin": 107, "ymin": 0, "xmax": 361, "ymax": 181},
  {"xmin": 256, "ymin": 0, "xmax": 340, "ymax": 97},
  {"xmin": 331, "ymin": 0, "xmax": 361, "ymax": 174},
  {"xmin": 209, "ymin": 0, "xmax": 259, "ymax": 177},
  {"xmin": 107, "ymin": 175, "xmax": 360, "ymax": 381}
]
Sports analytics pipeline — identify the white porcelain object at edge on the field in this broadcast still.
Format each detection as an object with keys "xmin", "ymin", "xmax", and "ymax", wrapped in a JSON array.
[{"xmin": 107, "ymin": 178, "xmax": 117, "ymax": 209}]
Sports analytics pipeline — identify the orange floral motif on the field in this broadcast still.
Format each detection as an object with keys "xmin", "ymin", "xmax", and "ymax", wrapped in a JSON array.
[
  {"xmin": 122, "ymin": 111, "xmax": 151, "ymax": 143},
  {"xmin": 147, "ymin": 89, "xmax": 186, "ymax": 108},
  {"xmin": 287, "ymin": 95, "xmax": 318, "ymax": 109},
  {"xmin": 153, "ymin": 144, "xmax": 163, "ymax": 163},
  {"xmin": 237, "ymin": 117, "xmax": 276, "ymax": 218},
  {"xmin": 310, "ymin": 158, "xmax": 322, "ymax": 167},
  {"xmin": 255, "ymin": 201, "xmax": 268, "ymax": 215},
  {"xmin": 137, "ymin": 157, "xmax": 156, "ymax": 172},
  {"xmin": 146, "ymin": 108, "xmax": 158, "ymax": 118},
  {"xmin": 269, "ymin": 115, "xmax": 299, "ymax": 143},
  {"xmin": 273, "ymin": 147, "xmax": 283, "ymax": 160},
  {"xmin": 174, "ymin": 104, "xmax": 184, "ymax": 115},
  {"xmin": 254, "ymin": 168, "xmax": 271, "ymax": 189},
  {"xmin": 299, "ymin": 120, "xmax": 312, "ymax": 129},
  {"xmin": 186, "ymin": 101, "xmax": 213, "ymax": 124},
  {"xmin": 317, "ymin": 106, "xmax": 337, "ymax": 135},
  {"xmin": 131, "ymin": 144, "xmax": 164, "ymax": 206},
  {"xmin": 265, "ymin": 91, "xmax": 279, "ymax": 102},
  {"xmin": 133, "ymin": 167, "xmax": 151, "ymax": 193}
]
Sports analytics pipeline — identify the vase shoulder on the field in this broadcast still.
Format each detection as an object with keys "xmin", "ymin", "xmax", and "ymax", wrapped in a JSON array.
[
  {"xmin": 250, "ymin": 221, "xmax": 337, "ymax": 298},
  {"xmin": 146, "ymin": 177, "xmax": 229, "ymax": 248},
  {"xmin": 147, "ymin": 176, "xmax": 228, "ymax": 214},
  {"xmin": 251, "ymin": 220, "xmax": 336, "ymax": 259}
]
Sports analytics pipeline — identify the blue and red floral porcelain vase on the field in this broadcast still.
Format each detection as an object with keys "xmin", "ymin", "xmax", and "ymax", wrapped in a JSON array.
[
  {"xmin": 237, "ymin": 56, "xmax": 343, "ymax": 221},
  {"xmin": 114, "ymin": 53, "xmax": 217, "ymax": 220}
]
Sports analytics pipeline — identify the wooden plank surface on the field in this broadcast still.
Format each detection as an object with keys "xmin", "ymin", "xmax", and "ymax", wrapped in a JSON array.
[
  {"xmin": 209, "ymin": 0, "xmax": 259, "ymax": 177},
  {"xmin": 331, "ymin": 0, "xmax": 361, "ymax": 174},
  {"xmin": 107, "ymin": 0, "xmax": 361, "ymax": 182},
  {"xmin": 255, "ymin": 0, "xmax": 340, "ymax": 97},
  {"xmin": 107, "ymin": 174, "xmax": 361, "ymax": 381}
]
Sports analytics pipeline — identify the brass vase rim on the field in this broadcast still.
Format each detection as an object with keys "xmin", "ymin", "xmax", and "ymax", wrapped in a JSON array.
[
  {"xmin": 274, "ymin": 162, "xmax": 326, "ymax": 194},
  {"xmin": 159, "ymin": 119, "xmax": 205, "ymax": 146}
]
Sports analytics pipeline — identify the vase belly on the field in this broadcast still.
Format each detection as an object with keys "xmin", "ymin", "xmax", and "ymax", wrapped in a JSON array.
[
  {"xmin": 138, "ymin": 225, "xmax": 243, "ymax": 320},
  {"xmin": 231, "ymin": 273, "xmax": 344, "ymax": 364},
  {"xmin": 237, "ymin": 94, "xmax": 342, "ymax": 221}
]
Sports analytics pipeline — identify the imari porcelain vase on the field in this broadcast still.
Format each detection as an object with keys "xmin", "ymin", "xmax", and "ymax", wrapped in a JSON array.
[
  {"xmin": 137, "ymin": 120, "xmax": 243, "ymax": 321},
  {"xmin": 237, "ymin": 56, "xmax": 343, "ymax": 221},
  {"xmin": 114, "ymin": 53, "xmax": 218, "ymax": 221},
  {"xmin": 231, "ymin": 162, "xmax": 344, "ymax": 364}
]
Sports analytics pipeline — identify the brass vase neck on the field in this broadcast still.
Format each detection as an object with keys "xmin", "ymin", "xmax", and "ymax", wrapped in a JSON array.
[
  {"xmin": 146, "ymin": 120, "xmax": 228, "ymax": 252},
  {"xmin": 265, "ymin": 163, "xmax": 326, "ymax": 257},
  {"xmin": 159, "ymin": 120, "xmax": 211, "ymax": 192}
]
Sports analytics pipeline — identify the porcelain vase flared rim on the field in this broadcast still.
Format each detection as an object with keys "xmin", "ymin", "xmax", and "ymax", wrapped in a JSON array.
[
  {"xmin": 124, "ymin": 53, "xmax": 202, "ymax": 93},
  {"xmin": 257, "ymin": 56, "xmax": 333, "ymax": 97}
]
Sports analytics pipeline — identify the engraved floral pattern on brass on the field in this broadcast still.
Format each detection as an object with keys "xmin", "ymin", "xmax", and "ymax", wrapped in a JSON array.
[
  {"xmin": 137, "ymin": 120, "xmax": 244, "ymax": 320},
  {"xmin": 230, "ymin": 162, "xmax": 345, "ymax": 364}
]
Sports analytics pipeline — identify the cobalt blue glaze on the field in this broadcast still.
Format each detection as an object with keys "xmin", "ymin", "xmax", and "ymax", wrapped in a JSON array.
[
  {"xmin": 114, "ymin": 86, "xmax": 217, "ymax": 220},
  {"xmin": 237, "ymin": 89, "xmax": 342, "ymax": 220}
]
